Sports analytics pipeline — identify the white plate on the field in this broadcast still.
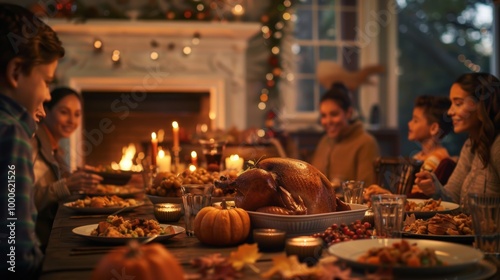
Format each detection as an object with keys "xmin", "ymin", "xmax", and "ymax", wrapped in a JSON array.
[
  {"xmin": 247, "ymin": 204, "xmax": 368, "ymax": 236},
  {"xmin": 328, "ymin": 239, "xmax": 483, "ymax": 275},
  {"xmin": 146, "ymin": 194, "xmax": 233, "ymax": 204},
  {"xmin": 72, "ymin": 223, "xmax": 185, "ymax": 244},
  {"xmin": 63, "ymin": 200, "xmax": 145, "ymax": 214},
  {"xmin": 406, "ymin": 199, "xmax": 460, "ymax": 218},
  {"xmin": 402, "ymin": 232, "xmax": 474, "ymax": 245}
]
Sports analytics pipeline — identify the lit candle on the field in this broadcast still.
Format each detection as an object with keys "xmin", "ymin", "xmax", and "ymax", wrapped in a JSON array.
[
  {"xmin": 151, "ymin": 132, "xmax": 158, "ymax": 166},
  {"xmin": 191, "ymin": 151, "xmax": 198, "ymax": 166},
  {"xmin": 253, "ymin": 229, "xmax": 286, "ymax": 251},
  {"xmin": 285, "ymin": 236, "xmax": 323, "ymax": 263},
  {"xmin": 172, "ymin": 121, "xmax": 179, "ymax": 150},
  {"xmin": 188, "ymin": 164, "xmax": 197, "ymax": 172},
  {"xmin": 225, "ymin": 154, "xmax": 244, "ymax": 171},
  {"xmin": 156, "ymin": 149, "xmax": 171, "ymax": 173}
]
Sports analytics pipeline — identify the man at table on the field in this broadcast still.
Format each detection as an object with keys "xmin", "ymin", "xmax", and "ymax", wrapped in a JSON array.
[{"xmin": 0, "ymin": 4, "xmax": 65, "ymax": 279}]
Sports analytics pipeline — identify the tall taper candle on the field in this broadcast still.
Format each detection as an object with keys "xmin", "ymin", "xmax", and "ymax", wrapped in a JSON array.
[
  {"xmin": 172, "ymin": 121, "xmax": 179, "ymax": 150},
  {"xmin": 151, "ymin": 132, "xmax": 158, "ymax": 166}
]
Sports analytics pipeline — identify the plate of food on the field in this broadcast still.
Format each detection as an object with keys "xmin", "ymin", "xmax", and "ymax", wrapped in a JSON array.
[
  {"xmin": 328, "ymin": 239, "xmax": 483, "ymax": 275},
  {"xmin": 63, "ymin": 196, "xmax": 144, "ymax": 214},
  {"xmin": 405, "ymin": 198, "xmax": 460, "ymax": 218},
  {"xmin": 146, "ymin": 194, "xmax": 234, "ymax": 205},
  {"xmin": 72, "ymin": 215, "xmax": 185, "ymax": 244},
  {"xmin": 402, "ymin": 213, "xmax": 474, "ymax": 244},
  {"xmin": 82, "ymin": 185, "xmax": 144, "ymax": 198},
  {"xmin": 247, "ymin": 204, "xmax": 368, "ymax": 236}
]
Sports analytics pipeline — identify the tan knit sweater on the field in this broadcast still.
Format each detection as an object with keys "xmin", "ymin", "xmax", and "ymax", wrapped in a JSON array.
[{"xmin": 310, "ymin": 120, "xmax": 380, "ymax": 186}]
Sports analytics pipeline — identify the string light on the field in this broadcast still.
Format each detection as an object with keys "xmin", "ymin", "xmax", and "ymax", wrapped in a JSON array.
[
  {"xmin": 111, "ymin": 50, "xmax": 121, "ymax": 65},
  {"xmin": 93, "ymin": 38, "xmax": 103, "ymax": 53}
]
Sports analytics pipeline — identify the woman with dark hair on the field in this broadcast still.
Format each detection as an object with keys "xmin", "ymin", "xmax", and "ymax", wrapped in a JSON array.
[
  {"xmin": 310, "ymin": 82, "xmax": 380, "ymax": 187},
  {"xmin": 416, "ymin": 72, "xmax": 500, "ymax": 209},
  {"xmin": 32, "ymin": 86, "xmax": 102, "ymax": 251}
]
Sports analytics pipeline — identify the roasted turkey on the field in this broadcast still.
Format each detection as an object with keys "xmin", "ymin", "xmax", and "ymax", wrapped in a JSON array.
[{"xmin": 215, "ymin": 157, "xmax": 350, "ymax": 215}]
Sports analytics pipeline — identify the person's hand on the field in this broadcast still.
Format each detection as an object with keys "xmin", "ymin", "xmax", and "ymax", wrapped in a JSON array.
[
  {"xmin": 414, "ymin": 171, "xmax": 436, "ymax": 196},
  {"xmin": 363, "ymin": 184, "xmax": 391, "ymax": 202},
  {"xmin": 66, "ymin": 170, "xmax": 103, "ymax": 193}
]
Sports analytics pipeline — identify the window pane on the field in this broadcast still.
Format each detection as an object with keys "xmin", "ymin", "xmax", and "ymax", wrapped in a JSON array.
[
  {"xmin": 342, "ymin": 46, "xmax": 359, "ymax": 70},
  {"xmin": 297, "ymin": 45, "xmax": 316, "ymax": 74},
  {"xmin": 340, "ymin": 11, "xmax": 356, "ymax": 40},
  {"xmin": 318, "ymin": 9, "xmax": 336, "ymax": 40},
  {"xmin": 296, "ymin": 79, "xmax": 316, "ymax": 112},
  {"xmin": 318, "ymin": 0, "xmax": 335, "ymax": 6},
  {"xmin": 341, "ymin": 0, "xmax": 357, "ymax": 6},
  {"xmin": 294, "ymin": 8, "xmax": 313, "ymax": 40},
  {"xmin": 319, "ymin": 46, "xmax": 337, "ymax": 60},
  {"xmin": 297, "ymin": 0, "xmax": 313, "ymax": 5}
]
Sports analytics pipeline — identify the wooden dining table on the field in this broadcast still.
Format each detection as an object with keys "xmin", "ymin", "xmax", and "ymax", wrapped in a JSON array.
[{"xmin": 39, "ymin": 196, "xmax": 500, "ymax": 280}]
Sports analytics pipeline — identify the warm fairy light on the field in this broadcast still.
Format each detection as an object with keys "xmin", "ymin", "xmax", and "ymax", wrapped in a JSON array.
[
  {"xmin": 183, "ymin": 46, "xmax": 192, "ymax": 56},
  {"xmin": 266, "ymin": 73, "xmax": 274, "ymax": 80},
  {"xmin": 111, "ymin": 50, "xmax": 121, "ymax": 63},
  {"xmin": 258, "ymin": 102, "xmax": 266, "ymax": 110},
  {"xmin": 209, "ymin": 112, "xmax": 216, "ymax": 120},
  {"xmin": 261, "ymin": 26, "xmax": 270, "ymax": 33},
  {"xmin": 271, "ymin": 46, "xmax": 280, "ymax": 54},
  {"xmin": 257, "ymin": 129, "xmax": 266, "ymax": 137},
  {"xmin": 260, "ymin": 94, "xmax": 268, "ymax": 102},
  {"xmin": 282, "ymin": 12, "xmax": 291, "ymax": 20},
  {"xmin": 150, "ymin": 51, "xmax": 159, "ymax": 60},
  {"xmin": 232, "ymin": 4, "xmax": 244, "ymax": 16},
  {"xmin": 93, "ymin": 39, "xmax": 103, "ymax": 51}
]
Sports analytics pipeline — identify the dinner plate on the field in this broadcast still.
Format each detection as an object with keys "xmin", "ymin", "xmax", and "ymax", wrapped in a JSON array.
[
  {"xmin": 81, "ymin": 187, "xmax": 144, "ymax": 198},
  {"xmin": 402, "ymin": 232, "xmax": 474, "ymax": 245},
  {"xmin": 405, "ymin": 199, "xmax": 460, "ymax": 218},
  {"xmin": 146, "ymin": 194, "xmax": 233, "ymax": 204},
  {"xmin": 247, "ymin": 204, "xmax": 368, "ymax": 236},
  {"xmin": 72, "ymin": 224, "xmax": 185, "ymax": 244},
  {"xmin": 63, "ymin": 200, "xmax": 145, "ymax": 214},
  {"xmin": 328, "ymin": 239, "xmax": 483, "ymax": 275}
]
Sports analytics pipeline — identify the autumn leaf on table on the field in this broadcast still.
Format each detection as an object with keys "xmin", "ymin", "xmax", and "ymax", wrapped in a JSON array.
[
  {"xmin": 228, "ymin": 243, "xmax": 262, "ymax": 272},
  {"xmin": 261, "ymin": 254, "xmax": 321, "ymax": 279},
  {"xmin": 191, "ymin": 253, "xmax": 227, "ymax": 270}
]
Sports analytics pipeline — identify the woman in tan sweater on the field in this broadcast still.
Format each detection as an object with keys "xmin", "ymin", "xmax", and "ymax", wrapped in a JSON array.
[{"xmin": 310, "ymin": 83, "xmax": 380, "ymax": 188}]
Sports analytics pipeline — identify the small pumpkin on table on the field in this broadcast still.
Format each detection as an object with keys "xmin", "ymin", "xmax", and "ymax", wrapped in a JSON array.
[{"xmin": 193, "ymin": 199, "xmax": 251, "ymax": 246}]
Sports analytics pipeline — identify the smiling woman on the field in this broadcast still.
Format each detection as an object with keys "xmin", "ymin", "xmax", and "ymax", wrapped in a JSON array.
[
  {"xmin": 310, "ymin": 82, "xmax": 380, "ymax": 187},
  {"xmin": 32, "ymin": 86, "xmax": 103, "ymax": 251}
]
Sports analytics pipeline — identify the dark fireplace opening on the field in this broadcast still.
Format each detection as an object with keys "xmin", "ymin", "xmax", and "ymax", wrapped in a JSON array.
[{"xmin": 82, "ymin": 90, "xmax": 210, "ymax": 167}]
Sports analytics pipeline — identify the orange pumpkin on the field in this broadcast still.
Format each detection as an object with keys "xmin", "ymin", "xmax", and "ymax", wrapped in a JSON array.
[
  {"xmin": 91, "ymin": 240, "xmax": 184, "ymax": 280},
  {"xmin": 194, "ymin": 200, "xmax": 251, "ymax": 246}
]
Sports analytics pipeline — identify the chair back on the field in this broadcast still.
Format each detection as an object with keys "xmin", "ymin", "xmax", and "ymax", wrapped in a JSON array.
[{"xmin": 373, "ymin": 157, "xmax": 423, "ymax": 195}]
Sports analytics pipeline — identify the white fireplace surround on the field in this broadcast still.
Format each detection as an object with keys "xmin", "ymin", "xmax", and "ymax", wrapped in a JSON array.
[{"xmin": 49, "ymin": 19, "xmax": 260, "ymax": 169}]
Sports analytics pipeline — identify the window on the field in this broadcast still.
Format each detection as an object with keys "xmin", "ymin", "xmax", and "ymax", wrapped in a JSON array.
[{"xmin": 290, "ymin": 0, "xmax": 359, "ymax": 113}]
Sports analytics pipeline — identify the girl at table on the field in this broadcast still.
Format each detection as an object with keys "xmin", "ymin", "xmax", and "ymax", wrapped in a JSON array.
[
  {"xmin": 415, "ymin": 72, "xmax": 500, "ymax": 210},
  {"xmin": 310, "ymin": 82, "xmax": 380, "ymax": 187},
  {"xmin": 32, "ymin": 87, "xmax": 102, "ymax": 251}
]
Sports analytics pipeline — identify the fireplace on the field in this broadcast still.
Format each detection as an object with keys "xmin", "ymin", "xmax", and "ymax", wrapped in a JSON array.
[{"xmin": 49, "ymin": 20, "xmax": 260, "ymax": 170}]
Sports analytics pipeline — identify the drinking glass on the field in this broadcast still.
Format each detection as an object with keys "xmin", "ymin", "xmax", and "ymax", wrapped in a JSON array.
[
  {"xmin": 468, "ymin": 193, "xmax": 500, "ymax": 256},
  {"xmin": 371, "ymin": 194, "xmax": 406, "ymax": 238},
  {"xmin": 199, "ymin": 139, "xmax": 226, "ymax": 172},
  {"xmin": 342, "ymin": 180, "xmax": 364, "ymax": 204},
  {"xmin": 181, "ymin": 184, "xmax": 214, "ymax": 236}
]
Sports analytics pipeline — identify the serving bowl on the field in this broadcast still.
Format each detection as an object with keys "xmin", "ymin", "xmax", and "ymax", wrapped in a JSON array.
[{"xmin": 247, "ymin": 204, "xmax": 368, "ymax": 236}]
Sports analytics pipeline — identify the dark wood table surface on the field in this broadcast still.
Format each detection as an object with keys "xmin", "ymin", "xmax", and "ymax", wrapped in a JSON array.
[{"xmin": 40, "ymin": 197, "xmax": 499, "ymax": 280}]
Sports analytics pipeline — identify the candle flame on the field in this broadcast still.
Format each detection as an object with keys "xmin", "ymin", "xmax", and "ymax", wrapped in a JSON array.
[
  {"xmin": 191, "ymin": 151, "xmax": 197, "ymax": 158},
  {"xmin": 158, "ymin": 149, "xmax": 166, "ymax": 158},
  {"xmin": 188, "ymin": 164, "xmax": 197, "ymax": 172},
  {"xmin": 119, "ymin": 143, "xmax": 136, "ymax": 171},
  {"xmin": 172, "ymin": 121, "xmax": 178, "ymax": 129},
  {"xmin": 230, "ymin": 154, "xmax": 240, "ymax": 160},
  {"xmin": 151, "ymin": 132, "xmax": 157, "ymax": 140}
]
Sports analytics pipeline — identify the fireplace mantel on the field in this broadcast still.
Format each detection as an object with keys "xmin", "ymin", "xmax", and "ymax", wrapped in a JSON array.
[
  {"xmin": 48, "ymin": 19, "xmax": 260, "ymax": 169},
  {"xmin": 50, "ymin": 19, "xmax": 261, "ymax": 39}
]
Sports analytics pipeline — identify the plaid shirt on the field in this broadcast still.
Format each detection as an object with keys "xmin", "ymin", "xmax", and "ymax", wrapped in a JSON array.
[{"xmin": 0, "ymin": 94, "xmax": 43, "ymax": 278}]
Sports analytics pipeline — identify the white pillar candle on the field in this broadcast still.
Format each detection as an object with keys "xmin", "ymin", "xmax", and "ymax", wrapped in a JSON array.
[
  {"xmin": 157, "ymin": 149, "xmax": 171, "ymax": 173},
  {"xmin": 225, "ymin": 154, "xmax": 244, "ymax": 171}
]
